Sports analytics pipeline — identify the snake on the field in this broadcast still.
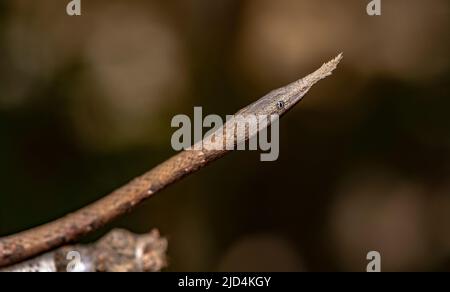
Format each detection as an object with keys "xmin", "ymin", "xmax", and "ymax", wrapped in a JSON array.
[{"xmin": 0, "ymin": 54, "xmax": 342, "ymax": 267}]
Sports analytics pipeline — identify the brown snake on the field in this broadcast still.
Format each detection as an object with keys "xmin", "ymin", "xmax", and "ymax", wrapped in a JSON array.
[{"xmin": 0, "ymin": 54, "xmax": 342, "ymax": 268}]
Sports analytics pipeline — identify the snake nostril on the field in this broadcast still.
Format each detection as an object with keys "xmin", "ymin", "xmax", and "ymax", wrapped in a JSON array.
[{"xmin": 276, "ymin": 101, "xmax": 285, "ymax": 110}]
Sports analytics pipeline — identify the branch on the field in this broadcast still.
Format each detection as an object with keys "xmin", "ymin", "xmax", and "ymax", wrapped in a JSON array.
[
  {"xmin": 0, "ymin": 229, "xmax": 167, "ymax": 272},
  {"xmin": 0, "ymin": 54, "xmax": 342, "ymax": 267}
]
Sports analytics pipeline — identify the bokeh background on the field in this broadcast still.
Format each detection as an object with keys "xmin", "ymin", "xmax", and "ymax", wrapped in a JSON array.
[{"xmin": 1, "ymin": 0, "xmax": 449, "ymax": 272}]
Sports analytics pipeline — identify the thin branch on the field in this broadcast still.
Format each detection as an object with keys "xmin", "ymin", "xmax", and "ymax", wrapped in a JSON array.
[
  {"xmin": 0, "ymin": 54, "xmax": 342, "ymax": 268},
  {"xmin": 0, "ymin": 229, "xmax": 167, "ymax": 272}
]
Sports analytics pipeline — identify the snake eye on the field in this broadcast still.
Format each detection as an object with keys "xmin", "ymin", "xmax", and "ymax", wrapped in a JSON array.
[{"xmin": 276, "ymin": 101, "xmax": 285, "ymax": 110}]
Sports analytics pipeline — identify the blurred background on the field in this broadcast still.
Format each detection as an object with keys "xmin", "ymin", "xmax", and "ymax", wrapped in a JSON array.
[{"xmin": 0, "ymin": 0, "xmax": 449, "ymax": 272}]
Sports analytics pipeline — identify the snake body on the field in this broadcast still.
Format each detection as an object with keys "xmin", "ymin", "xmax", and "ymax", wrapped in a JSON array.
[{"xmin": 0, "ymin": 54, "xmax": 342, "ymax": 267}]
